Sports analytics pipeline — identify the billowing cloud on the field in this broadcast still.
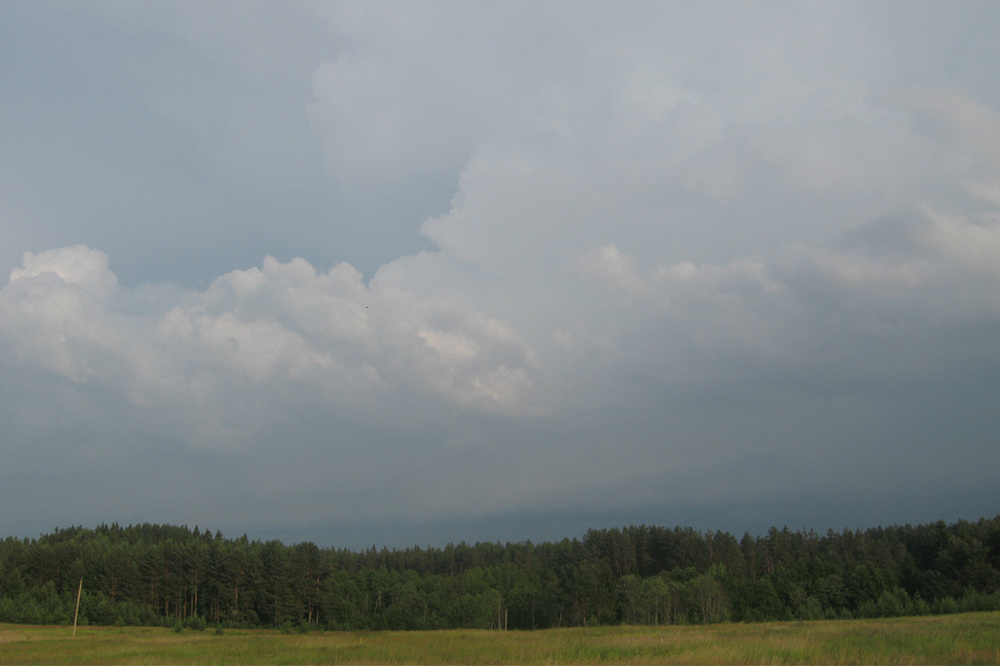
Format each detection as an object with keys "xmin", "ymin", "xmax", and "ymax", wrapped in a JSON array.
[
  {"xmin": 2, "ymin": 247, "xmax": 545, "ymax": 418},
  {"xmin": 1, "ymin": 1, "xmax": 999, "ymax": 547}
]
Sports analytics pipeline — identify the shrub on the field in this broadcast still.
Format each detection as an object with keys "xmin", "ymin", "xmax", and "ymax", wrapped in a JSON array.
[{"xmin": 185, "ymin": 615, "xmax": 208, "ymax": 631}]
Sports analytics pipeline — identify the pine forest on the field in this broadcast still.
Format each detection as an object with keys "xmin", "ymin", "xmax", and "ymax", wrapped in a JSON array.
[{"xmin": 1, "ymin": 517, "xmax": 999, "ymax": 631}]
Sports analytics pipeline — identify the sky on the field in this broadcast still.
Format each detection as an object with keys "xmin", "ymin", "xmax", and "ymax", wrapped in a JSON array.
[{"xmin": 2, "ymin": 1, "xmax": 999, "ymax": 550}]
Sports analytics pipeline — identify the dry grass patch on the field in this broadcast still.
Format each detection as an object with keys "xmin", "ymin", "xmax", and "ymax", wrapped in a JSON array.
[{"xmin": 1, "ymin": 613, "xmax": 998, "ymax": 664}]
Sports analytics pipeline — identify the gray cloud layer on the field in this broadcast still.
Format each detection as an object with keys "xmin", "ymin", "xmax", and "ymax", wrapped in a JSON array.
[{"xmin": 2, "ymin": 1, "xmax": 998, "ymax": 547}]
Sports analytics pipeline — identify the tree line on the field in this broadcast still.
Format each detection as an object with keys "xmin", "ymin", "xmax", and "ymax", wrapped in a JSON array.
[{"xmin": 1, "ymin": 517, "xmax": 998, "ymax": 630}]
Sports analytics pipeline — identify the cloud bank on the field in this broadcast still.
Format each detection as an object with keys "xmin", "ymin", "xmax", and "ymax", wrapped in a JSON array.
[{"xmin": 1, "ymin": 2, "xmax": 999, "ymax": 547}]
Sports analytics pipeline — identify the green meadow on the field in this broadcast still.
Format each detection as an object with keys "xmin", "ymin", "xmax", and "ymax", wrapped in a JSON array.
[{"xmin": 2, "ymin": 612, "xmax": 998, "ymax": 665}]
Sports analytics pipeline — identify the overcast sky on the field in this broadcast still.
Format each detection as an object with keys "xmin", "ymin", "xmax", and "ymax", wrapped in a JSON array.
[{"xmin": 2, "ymin": 1, "xmax": 999, "ymax": 549}]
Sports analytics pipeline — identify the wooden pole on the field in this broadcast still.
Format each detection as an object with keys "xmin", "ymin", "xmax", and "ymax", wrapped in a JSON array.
[{"xmin": 73, "ymin": 579, "xmax": 83, "ymax": 637}]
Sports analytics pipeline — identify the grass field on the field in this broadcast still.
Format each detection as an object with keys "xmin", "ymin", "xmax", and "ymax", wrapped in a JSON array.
[{"xmin": 1, "ymin": 613, "xmax": 998, "ymax": 664}]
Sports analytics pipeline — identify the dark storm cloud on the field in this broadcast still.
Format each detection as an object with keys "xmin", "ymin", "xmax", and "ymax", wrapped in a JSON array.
[{"xmin": 1, "ymin": 1, "xmax": 998, "ymax": 547}]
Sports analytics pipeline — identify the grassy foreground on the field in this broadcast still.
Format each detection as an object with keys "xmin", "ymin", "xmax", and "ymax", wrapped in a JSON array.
[{"xmin": 1, "ymin": 613, "xmax": 998, "ymax": 665}]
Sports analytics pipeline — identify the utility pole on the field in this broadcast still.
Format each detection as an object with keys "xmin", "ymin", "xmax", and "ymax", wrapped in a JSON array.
[{"xmin": 73, "ymin": 579, "xmax": 83, "ymax": 637}]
